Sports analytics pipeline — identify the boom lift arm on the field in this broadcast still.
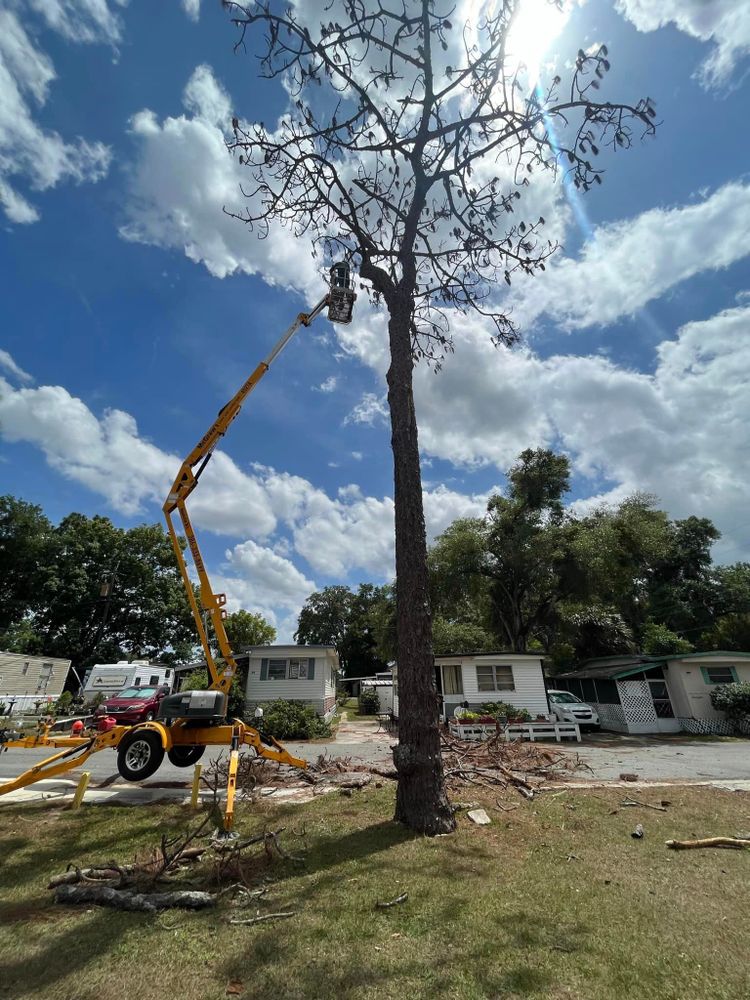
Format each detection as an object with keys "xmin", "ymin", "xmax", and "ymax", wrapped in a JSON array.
[
  {"xmin": 163, "ymin": 297, "xmax": 328, "ymax": 701},
  {"xmin": 164, "ymin": 262, "xmax": 355, "ymax": 703}
]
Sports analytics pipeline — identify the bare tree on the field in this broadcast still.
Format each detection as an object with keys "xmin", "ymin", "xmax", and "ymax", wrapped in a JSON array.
[{"xmin": 221, "ymin": 0, "xmax": 656, "ymax": 834}]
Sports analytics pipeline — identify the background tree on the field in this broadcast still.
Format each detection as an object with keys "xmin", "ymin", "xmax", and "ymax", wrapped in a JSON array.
[
  {"xmin": 224, "ymin": 609, "xmax": 276, "ymax": 650},
  {"xmin": 295, "ymin": 585, "xmax": 354, "ymax": 667},
  {"xmin": 224, "ymin": 0, "xmax": 656, "ymax": 834},
  {"xmin": 296, "ymin": 584, "xmax": 390, "ymax": 677},
  {"xmin": 0, "ymin": 496, "xmax": 52, "ymax": 633},
  {"xmin": 0, "ymin": 502, "xmax": 195, "ymax": 670}
]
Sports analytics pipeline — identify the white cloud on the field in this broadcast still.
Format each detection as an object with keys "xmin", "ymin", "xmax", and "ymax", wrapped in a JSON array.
[
  {"xmin": 182, "ymin": 64, "xmax": 231, "ymax": 128},
  {"xmin": 121, "ymin": 66, "xmax": 319, "ymax": 290},
  {"xmin": 0, "ymin": 8, "xmax": 111, "ymax": 224},
  {"xmin": 351, "ymin": 451, "xmax": 362, "ymax": 461},
  {"xmin": 345, "ymin": 392, "xmax": 388, "ymax": 426},
  {"xmin": 181, "ymin": 0, "xmax": 201, "ymax": 22},
  {"xmin": 616, "ymin": 0, "xmax": 750, "ymax": 88},
  {"xmin": 315, "ymin": 375, "xmax": 338, "ymax": 393},
  {"xmin": 26, "ymin": 0, "xmax": 127, "ymax": 45},
  {"xmin": 218, "ymin": 539, "xmax": 316, "ymax": 615},
  {"xmin": 508, "ymin": 182, "xmax": 750, "ymax": 331},
  {"xmin": 405, "ymin": 301, "xmax": 750, "ymax": 562},
  {"xmin": 0, "ymin": 349, "xmax": 33, "ymax": 384}
]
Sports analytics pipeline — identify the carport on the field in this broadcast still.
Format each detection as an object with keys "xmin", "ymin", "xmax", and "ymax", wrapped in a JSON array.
[{"xmin": 554, "ymin": 661, "xmax": 680, "ymax": 735}]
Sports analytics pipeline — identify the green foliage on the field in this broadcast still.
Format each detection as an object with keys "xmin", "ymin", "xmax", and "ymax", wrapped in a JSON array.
[
  {"xmin": 224, "ymin": 609, "xmax": 276, "ymax": 651},
  {"xmin": 432, "ymin": 616, "xmax": 495, "ymax": 655},
  {"xmin": 709, "ymin": 682, "xmax": 750, "ymax": 724},
  {"xmin": 477, "ymin": 701, "xmax": 532, "ymax": 721},
  {"xmin": 183, "ymin": 668, "xmax": 246, "ymax": 720},
  {"xmin": 0, "ymin": 496, "xmax": 53, "ymax": 633},
  {"xmin": 358, "ymin": 687, "xmax": 381, "ymax": 715},
  {"xmin": 296, "ymin": 583, "xmax": 391, "ymax": 677},
  {"xmin": 701, "ymin": 613, "xmax": 750, "ymax": 652},
  {"xmin": 258, "ymin": 699, "xmax": 331, "ymax": 740},
  {"xmin": 53, "ymin": 691, "xmax": 73, "ymax": 715},
  {"xmin": 641, "ymin": 621, "xmax": 693, "ymax": 655},
  {"xmin": 0, "ymin": 499, "xmax": 196, "ymax": 669}
]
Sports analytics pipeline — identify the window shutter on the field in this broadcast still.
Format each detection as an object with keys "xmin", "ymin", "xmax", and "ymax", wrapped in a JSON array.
[
  {"xmin": 260, "ymin": 658, "xmax": 268, "ymax": 681},
  {"xmin": 308, "ymin": 657, "xmax": 316, "ymax": 680}
]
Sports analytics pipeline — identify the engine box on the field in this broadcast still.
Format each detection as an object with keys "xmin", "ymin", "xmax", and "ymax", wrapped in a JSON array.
[{"xmin": 158, "ymin": 689, "xmax": 226, "ymax": 721}]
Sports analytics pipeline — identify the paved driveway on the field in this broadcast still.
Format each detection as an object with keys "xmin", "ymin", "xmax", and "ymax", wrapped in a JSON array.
[{"xmin": 566, "ymin": 732, "xmax": 750, "ymax": 782}]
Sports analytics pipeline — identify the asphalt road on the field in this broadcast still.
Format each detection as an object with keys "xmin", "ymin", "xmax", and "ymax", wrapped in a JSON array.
[
  {"xmin": 0, "ymin": 720, "xmax": 395, "ymax": 790},
  {"xmin": 565, "ymin": 734, "xmax": 750, "ymax": 782},
  {"xmin": 2, "ymin": 726, "xmax": 748, "ymax": 793}
]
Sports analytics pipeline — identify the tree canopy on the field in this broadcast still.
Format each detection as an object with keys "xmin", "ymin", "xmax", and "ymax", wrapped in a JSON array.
[{"xmin": 0, "ymin": 495, "xmax": 272, "ymax": 674}]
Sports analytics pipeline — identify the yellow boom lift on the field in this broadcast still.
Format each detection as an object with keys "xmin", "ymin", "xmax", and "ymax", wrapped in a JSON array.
[{"xmin": 0, "ymin": 264, "xmax": 356, "ymax": 829}]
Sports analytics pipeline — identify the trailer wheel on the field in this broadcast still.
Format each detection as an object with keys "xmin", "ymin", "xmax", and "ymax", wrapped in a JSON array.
[
  {"xmin": 117, "ymin": 729, "xmax": 164, "ymax": 781},
  {"xmin": 167, "ymin": 745, "xmax": 206, "ymax": 767}
]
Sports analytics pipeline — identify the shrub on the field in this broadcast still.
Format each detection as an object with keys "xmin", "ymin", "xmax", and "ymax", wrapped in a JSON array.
[
  {"xmin": 710, "ymin": 682, "xmax": 750, "ymax": 729},
  {"xmin": 258, "ymin": 699, "xmax": 331, "ymax": 740},
  {"xmin": 478, "ymin": 701, "xmax": 532, "ymax": 722},
  {"xmin": 358, "ymin": 687, "xmax": 381, "ymax": 715},
  {"xmin": 53, "ymin": 691, "xmax": 73, "ymax": 715}
]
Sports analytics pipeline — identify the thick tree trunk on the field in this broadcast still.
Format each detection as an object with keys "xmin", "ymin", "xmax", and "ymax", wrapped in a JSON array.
[{"xmin": 386, "ymin": 300, "xmax": 455, "ymax": 836}]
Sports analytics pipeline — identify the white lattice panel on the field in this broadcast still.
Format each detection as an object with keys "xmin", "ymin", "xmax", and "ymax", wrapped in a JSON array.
[
  {"xmin": 617, "ymin": 679, "xmax": 657, "ymax": 725},
  {"xmin": 595, "ymin": 703, "xmax": 628, "ymax": 731}
]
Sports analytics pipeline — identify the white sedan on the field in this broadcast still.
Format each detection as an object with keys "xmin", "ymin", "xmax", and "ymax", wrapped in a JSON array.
[{"xmin": 547, "ymin": 689, "xmax": 600, "ymax": 731}]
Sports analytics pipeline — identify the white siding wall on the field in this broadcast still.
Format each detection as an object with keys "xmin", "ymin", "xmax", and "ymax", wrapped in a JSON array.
[
  {"xmin": 393, "ymin": 656, "xmax": 548, "ymax": 718},
  {"xmin": 0, "ymin": 651, "xmax": 71, "ymax": 705},
  {"xmin": 245, "ymin": 647, "xmax": 338, "ymax": 718},
  {"xmin": 447, "ymin": 656, "xmax": 548, "ymax": 717},
  {"xmin": 669, "ymin": 658, "xmax": 750, "ymax": 721}
]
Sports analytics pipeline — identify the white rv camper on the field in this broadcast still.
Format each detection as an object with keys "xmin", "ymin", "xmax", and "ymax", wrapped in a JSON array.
[{"xmin": 82, "ymin": 661, "xmax": 172, "ymax": 702}]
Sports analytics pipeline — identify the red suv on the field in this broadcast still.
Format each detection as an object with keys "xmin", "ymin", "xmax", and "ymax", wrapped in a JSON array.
[{"xmin": 94, "ymin": 686, "xmax": 169, "ymax": 725}]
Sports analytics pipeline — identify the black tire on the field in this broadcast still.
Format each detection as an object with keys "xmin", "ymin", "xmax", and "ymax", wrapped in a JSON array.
[
  {"xmin": 167, "ymin": 745, "xmax": 206, "ymax": 767},
  {"xmin": 117, "ymin": 729, "xmax": 165, "ymax": 781}
]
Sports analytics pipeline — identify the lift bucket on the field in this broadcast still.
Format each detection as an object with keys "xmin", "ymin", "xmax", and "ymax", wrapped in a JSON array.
[{"xmin": 328, "ymin": 262, "xmax": 356, "ymax": 324}]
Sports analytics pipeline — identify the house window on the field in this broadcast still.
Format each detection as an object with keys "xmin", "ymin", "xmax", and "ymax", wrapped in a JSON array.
[
  {"xmin": 268, "ymin": 659, "xmax": 287, "ymax": 680},
  {"xmin": 442, "ymin": 665, "xmax": 463, "ymax": 696},
  {"xmin": 22, "ymin": 662, "xmax": 30, "ymax": 676},
  {"xmin": 476, "ymin": 664, "xmax": 514, "ymax": 692},
  {"xmin": 150, "ymin": 675, "xmax": 159, "ymax": 685},
  {"xmin": 702, "ymin": 666, "xmax": 737, "ymax": 685}
]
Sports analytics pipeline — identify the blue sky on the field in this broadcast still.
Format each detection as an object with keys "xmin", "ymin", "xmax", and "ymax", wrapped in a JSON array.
[{"xmin": 1, "ymin": 0, "xmax": 749, "ymax": 641}]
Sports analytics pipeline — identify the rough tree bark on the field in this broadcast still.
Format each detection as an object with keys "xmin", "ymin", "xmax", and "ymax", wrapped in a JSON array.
[{"xmin": 386, "ymin": 297, "xmax": 454, "ymax": 834}]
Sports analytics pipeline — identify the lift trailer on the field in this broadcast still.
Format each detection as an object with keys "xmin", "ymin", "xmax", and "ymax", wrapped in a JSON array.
[{"xmin": 0, "ymin": 264, "xmax": 357, "ymax": 829}]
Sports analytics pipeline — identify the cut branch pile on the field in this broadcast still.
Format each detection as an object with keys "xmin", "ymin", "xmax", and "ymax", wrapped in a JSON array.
[
  {"xmin": 47, "ymin": 816, "xmax": 304, "ymax": 914},
  {"xmin": 440, "ymin": 732, "xmax": 590, "ymax": 797}
]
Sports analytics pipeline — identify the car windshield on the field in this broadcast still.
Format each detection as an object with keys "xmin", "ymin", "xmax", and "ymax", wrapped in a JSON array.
[
  {"xmin": 115, "ymin": 687, "xmax": 158, "ymax": 700},
  {"xmin": 550, "ymin": 692, "xmax": 582, "ymax": 704}
]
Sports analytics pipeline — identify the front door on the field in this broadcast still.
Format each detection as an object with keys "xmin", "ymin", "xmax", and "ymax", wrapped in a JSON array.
[{"xmin": 648, "ymin": 678, "xmax": 680, "ymax": 732}]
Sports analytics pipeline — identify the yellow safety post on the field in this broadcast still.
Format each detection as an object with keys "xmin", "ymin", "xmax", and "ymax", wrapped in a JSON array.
[
  {"xmin": 72, "ymin": 771, "xmax": 90, "ymax": 810},
  {"xmin": 190, "ymin": 763, "xmax": 203, "ymax": 809}
]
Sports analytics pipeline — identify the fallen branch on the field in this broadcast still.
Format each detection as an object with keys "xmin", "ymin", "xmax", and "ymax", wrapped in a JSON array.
[
  {"xmin": 620, "ymin": 798, "xmax": 668, "ymax": 812},
  {"xmin": 666, "ymin": 837, "xmax": 750, "ymax": 851},
  {"xmin": 54, "ymin": 884, "xmax": 216, "ymax": 911},
  {"xmin": 375, "ymin": 892, "xmax": 408, "ymax": 909},
  {"xmin": 229, "ymin": 911, "xmax": 296, "ymax": 925}
]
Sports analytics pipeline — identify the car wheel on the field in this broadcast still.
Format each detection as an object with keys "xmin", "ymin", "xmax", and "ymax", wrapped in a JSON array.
[
  {"xmin": 117, "ymin": 729, "xmax": 164, "ymax": 781},
  {"xmin": 167, "ymin": 745, "xmax": 206, "ymax": 767}
]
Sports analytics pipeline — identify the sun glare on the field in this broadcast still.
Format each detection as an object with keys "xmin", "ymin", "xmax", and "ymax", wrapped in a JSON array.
[{"xmin": 506, "ymin": 0, "xmax": 568, "ymax": 84}]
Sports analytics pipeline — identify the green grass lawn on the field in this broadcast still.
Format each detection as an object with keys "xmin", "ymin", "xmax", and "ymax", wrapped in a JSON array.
[{"xmin": 1, "ymin": 784, "xmax": 749, "ymax": 1000}]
